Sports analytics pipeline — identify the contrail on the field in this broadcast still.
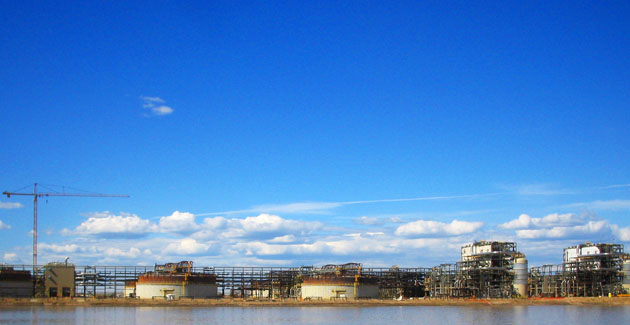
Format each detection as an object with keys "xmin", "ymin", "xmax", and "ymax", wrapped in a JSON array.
[
  {"xmin": 194, "ymin": 182, "xmax": 628, "ymax": 217},
  {"xmin": 195, "ymin": 192, "xmax": 504, "ymax": 217}
]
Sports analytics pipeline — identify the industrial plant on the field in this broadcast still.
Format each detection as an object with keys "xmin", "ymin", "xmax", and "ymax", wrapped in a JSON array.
[
  {"xmin": 425, "ymin": 241, "xmax": 528, "ymax": 298},
  {"xmin": 2, "ymin": 241, "xmax": 629, "ymax": 300}
]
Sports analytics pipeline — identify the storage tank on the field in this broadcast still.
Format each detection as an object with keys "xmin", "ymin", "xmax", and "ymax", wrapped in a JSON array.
[
  {"xmin": 124, "ymin": 281, "xmax": 136, "ymax": 298},
  {"xmin": 513, "ymin": 257, "xmax": 528, "ymax": 297},
  {"xmin": 301, "ymin": 276, "xmax": 379, "ymax": 300},
  {"xmin": 135, "ymin": 261, "xmax": 217, "ymax": 299},
  {"xmin": 300, "ymin": 263, "xmax": 379, "ymax": 300}
]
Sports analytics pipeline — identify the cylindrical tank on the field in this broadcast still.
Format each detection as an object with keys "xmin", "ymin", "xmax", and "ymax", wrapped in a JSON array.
[
  {"xmin": 301, "ymin": 276, "xmax": 379, "ymax": 300},
  {"xmin": 623, "ymin": 258, "xmax": 630, "ymax": 294},
  {"xmin": 135, "ymin": 273, "xmax": 217, "ymax": 299},
  {"xmin": 124, "ymin": 281, "xmax": 136, "ymax": 298},
  {"xmin": 513, "ymin": 257, "xmax": 528, "ymax": 297}
]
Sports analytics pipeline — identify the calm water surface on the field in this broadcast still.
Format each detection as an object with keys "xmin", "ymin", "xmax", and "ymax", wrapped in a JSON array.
[{"xmin": 1, "ymin": 306, "xmax": 629, "ymax": 324}]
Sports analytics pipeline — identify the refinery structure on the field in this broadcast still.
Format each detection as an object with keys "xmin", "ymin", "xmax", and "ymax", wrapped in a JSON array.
[{"xmin": 2, "ymin": 241, "xmax": 629, "ymax": 300}]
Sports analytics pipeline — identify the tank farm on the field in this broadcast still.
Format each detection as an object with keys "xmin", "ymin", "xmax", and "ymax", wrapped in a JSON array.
[{"xmin": 2, "ymin": 241, "xmax": 629, "ymax": 300}]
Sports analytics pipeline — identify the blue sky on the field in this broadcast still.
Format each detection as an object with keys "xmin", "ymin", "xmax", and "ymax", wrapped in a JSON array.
[{"xmin": 1, "ymin": 1, "xmax": 629, "ymax": 267}]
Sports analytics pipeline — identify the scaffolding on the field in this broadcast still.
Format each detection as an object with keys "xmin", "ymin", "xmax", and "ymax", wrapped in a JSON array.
[
  {"xmin": 425, "ymin": 241, "xmax": 522, "ymax": 298},
  {"xmin": 3, "ymin": 242, "xmax": 626, "ymax": 299},
  {"xmin": 529, "ymin": 244, "xmax": 627, "ymax": 297},
  {"xmin": 2, "ymin": 264, "xmax": 430, "ymax": 299}
]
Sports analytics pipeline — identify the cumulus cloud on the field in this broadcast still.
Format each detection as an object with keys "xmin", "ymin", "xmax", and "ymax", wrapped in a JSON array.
[
  {"xmin": 163, "ymin": 238, "xmax": 209, "ymax": 255},
  {"xmin": 236, "ymin": 233, "xmax": 443, "ymax": 258},
  {"xmin": 196, "ymin": 214, "xmax": 321, "ymax": 240},
  {"xmin": 141, "ymin": 96, "xmax": 174, "ymax": 116},
  {"xmin": 159, "ymin": 211, "xmax": 198, "ymax": 233},
  {"xmin": 0, "ymin": 220, "xmax": 10, "ymax": 230},
  {"xmin": 499, "ymin": 213, "xmax": 584, "ymax": 230},
  {"xmin": 499, "ymin": 212, "xmax": 630, "ymax": 241},
  {"xmin": 39, "ymin": 243, "xmax": 80, "ymax": 254},
  {"xmin": 74, "ymin": 212, "xmax": 157, "ymax": 237},
  {"xmin": 395, "ymin": 219, "xmax": 483, "ymax": 237},
  {"xmin": 0, "ymin": 202, "xmax": 23, "ymax": 209},
  {"xmin": 269, "ymin": 235, "xmax": 296, "ymax": 243},
  {"xmin": 515, "ymin": 221, "xmax": 608, "ymax": 239}
]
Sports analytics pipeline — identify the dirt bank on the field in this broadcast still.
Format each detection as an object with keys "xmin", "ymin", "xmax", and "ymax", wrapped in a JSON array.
[{"xmin": 2, "ymin": 297, "xmax": 630, "ymax": 307}]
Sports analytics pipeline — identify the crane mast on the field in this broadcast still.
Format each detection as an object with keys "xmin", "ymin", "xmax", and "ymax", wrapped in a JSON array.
[{"xmin": 2, "ymin": 183, "xmax": 129, "ymax": 267}]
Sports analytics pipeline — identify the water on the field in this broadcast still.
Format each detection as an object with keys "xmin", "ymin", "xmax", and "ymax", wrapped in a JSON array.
[{"xmin": 1, "ymin": 306, "xmax": 629, "ymax": 324}]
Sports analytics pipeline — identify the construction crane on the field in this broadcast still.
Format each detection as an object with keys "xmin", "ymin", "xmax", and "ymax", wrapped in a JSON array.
[{"xmin": 2, "ymin": 183, "xmax": 129, "ymax": 267}]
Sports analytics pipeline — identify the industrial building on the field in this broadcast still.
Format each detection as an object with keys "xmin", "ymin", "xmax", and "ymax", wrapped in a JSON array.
[
  {"xmin": 134, "ymin": 261, "xmax": 218, "ymax": 299},
  {"xmin": 44, "ymin": 262, "xmax": 75, "ymax": 298},
  {"xmin": 529, "ymin": 242, "xmax": 629, "ymax": 297},
  {"xmin": 300, "ymin": 263, "xmax": 379, "ymax": 300},
  {"xmin": 0, "ymin": 266, "xmax": 32, "ymax": 297},
  {"xmin": 2, "ymin": 241, "xmax": 628, "ymax": 300},
  {"xmin": 425, "ymin": 241, "xmax": 527, "ymax": 298}
]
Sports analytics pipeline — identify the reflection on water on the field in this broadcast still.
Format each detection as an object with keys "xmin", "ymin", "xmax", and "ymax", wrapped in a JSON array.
[{"xmin": 1, "ymin": 305, "xmax": 629, "ymax": 324}]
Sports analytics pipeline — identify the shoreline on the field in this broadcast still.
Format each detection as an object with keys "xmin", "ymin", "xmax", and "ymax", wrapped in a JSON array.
[{"xmin": 2, "ymin": 297, "xmax": 630, "ymax": 307}]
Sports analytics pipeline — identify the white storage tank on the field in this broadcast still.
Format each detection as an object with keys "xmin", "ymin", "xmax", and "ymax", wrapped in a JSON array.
[
  {"xmin": 301, "ymin": 276, "xmax": 379, "ymax": 300},
  {"xmin": 513, "ymin": 257, "xmax": 528, "ymax": 297},
  {"xmin": 135, "ymin": 261, "xmax": 218, "ymax": 299},
  {"xmin": 136, "ymin": 273, "xmax": 218, "ymax": 299}
]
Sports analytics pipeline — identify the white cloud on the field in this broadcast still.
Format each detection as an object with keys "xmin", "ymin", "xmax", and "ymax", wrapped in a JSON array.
[
  {"xmin": 501, "ymin": 212, "xmax": 630, "ymax": 242},
  {"xmin": 236, "ymin": 234, "xmax": 414, "ymax": 258},
  {"xmin": 101, "ymin": 247, "xmax": 142, "ymax": 259},
  {"xmin": 565, "ymin": 199, "xmax": 630, "ymax": 211},
  {"xmin": 228, "ymin": 214, "xmax": 320, "ymax": 238},
  {"xmin": 0, "ymin": 202, "xmax": 23, "ymax": 209},
  {"xmin": 164, "ymin": 238, "xmax": 209, "ymax": 255},
  {"xmin": 499, "ymin": 213, "xmax": 583, "ymax": 230},
  {"xmin": 354, "ymin": 216, "xmax": 381, "ymax": 225},
  {"xmin": 0, "ymin": 220, "xmax": 11, "ymax": 230},
  {"xmin": 269, "ymin": 235, "xmax": 296, "ymax": 243},
  {"xmin": 151, "ymin": 105, "xmax": 174, "ymax": 115},
  {"xmin": 196, "ymin": 193, "xmax": 500, "ymax": 217},
  {"xmin": 611, "ymin": 225, "xmax": 630, "ymax": 241},
  {"xmin": 159, "ymin": 211, "xmax": 198, "ymax": 233},
  {"xmin": 141, "ymin": 96, "xmax": 174, "ymax": 116},
  {"xmin": 515, "ymin": 221, "xmax": 608, "ymax": 239},
  {"xmin": 39, "ymin": 243, "xmax": 80, "ymax": 254},
  {"xmin": 140, "ymin": 96, "xmax": 165, "ymax": 105},
  {"xmin": 74, "ymin": 212, "xmax": 157, "ymax": 237},
  {"xmin": 509, "ymin": 184, "xmax": 575, "ymax": 196},
  {"xmin": 3, "ymin": 253, "xmax": 18, "ymax": 263},
  {"xmin": 395, "ymin": 219, "xmax": 483, "ymax": 237},
  {"xmin": 386, "ymin": 216, "xmax": 404, "ymax": 223},
  {"xmin": 196, "ymin": 214, "xmax": 321, "ymax": 240},
  {"xmin": 255, "ymin": 202, "xmax": 342, "ymax": 214}
]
